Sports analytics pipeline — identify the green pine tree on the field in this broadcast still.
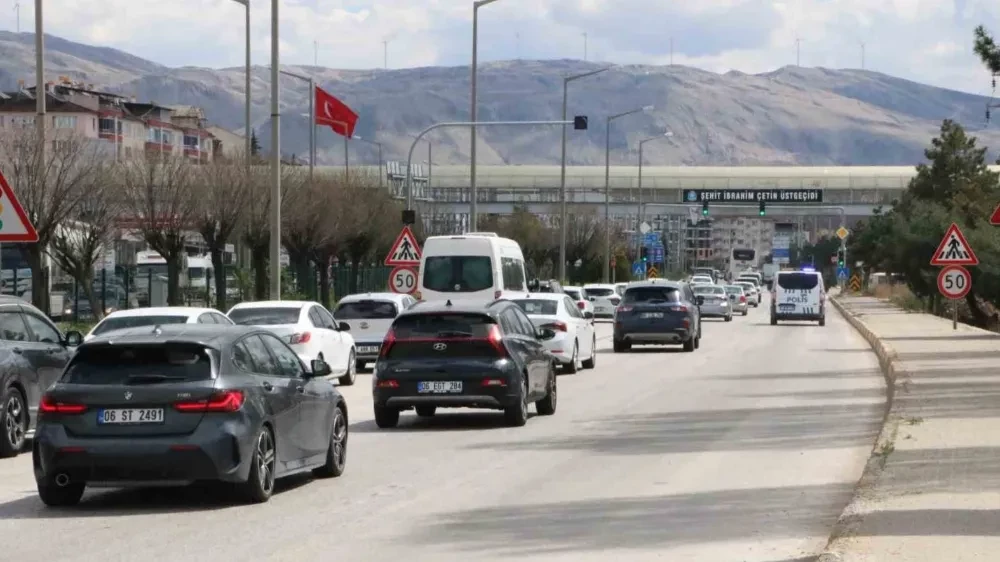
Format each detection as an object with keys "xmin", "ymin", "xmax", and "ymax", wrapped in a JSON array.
[{"xmin": 250, "ymin": 129, "xmax": 260, "ymax": 156}]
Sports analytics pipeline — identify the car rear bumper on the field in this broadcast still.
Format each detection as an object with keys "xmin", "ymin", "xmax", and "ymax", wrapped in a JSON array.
[
  {"xmin": 615, "ymin": 329, "xmax": 690, "ymax": 344},
  {"xmin": 33, "ymin": 418, "xmax": 255, "ymax": 486},
  {"xmin": 375, "ymin": 388, "xmax": 519, "ymax": 410},
  {"xmin": 699, "ymin": 304, "xmax": 731, "ymax": 317},
  {"xmin": 773, "ymin": 313, "xmax": 824, "ymax": 321}
]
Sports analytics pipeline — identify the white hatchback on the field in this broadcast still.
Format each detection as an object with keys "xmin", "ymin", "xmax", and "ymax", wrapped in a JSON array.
[
  {"xmin": 227, "ymin": 301, "xmax": 358, "ymax": 385},
  {"xmin": 583, "ymin": 283, "xmax": 621, "ymax": 319},
  {"xmin": 86, "ymin": 307, "xmax": 232, "ymax": 342},
  {"xmin": 512, "ymin": 293, "xmax": 597, "ymax": 374},
  {"xmin": 333, "ymin": 292, "xmax": 416, "ymax": 371}
]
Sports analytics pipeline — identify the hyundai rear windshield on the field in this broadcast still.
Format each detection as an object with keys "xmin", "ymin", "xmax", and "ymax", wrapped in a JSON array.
[
  {"xmin": 228, "ymin": 307, "xmax": 300, "ymax": 325},
  {"xmin": 62, "ymin": 344, "xmax": 213, "ymax": 384},
  {"xmin": 623, "ymin": 287, "xmax": 681, "ymax": 303},
  {"xmin": 92, "ymin": 315, "xmax": 188, "ymax": 336},
  {"xmin": 422, "ymin": 256, "xmax": 493, "ymax": 292},
  {"xmin": 334, "ymin": 301, "xmax": 398, "ymax": 320},
  {"xmin": 393, "ymin": 313, "xmax": 494, "ymax": 338},
  {"xmin": 777, "ymin": 273, "xmax": 820, "ymax": 291},
  {"xmin": 512, "ymin": 300, "xmax": 559, "ymax": 316}
]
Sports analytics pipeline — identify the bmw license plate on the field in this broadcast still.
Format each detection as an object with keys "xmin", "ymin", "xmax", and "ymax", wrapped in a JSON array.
[
  {"xmin": 97, "ymin": 408, "xmax": 164, "ymax": 425},
  {"xmin": 779, "ymin": 304, "xmax": 795, "ymax": 312},
  {"xmin": 641, "ymin": 312, "xmax": 664, "ymax": 319},
  {"xmin": 357, "ymin": 345, "xmax": 380, "ymax": 354},
  {"xmin": 418, "ymin": 381, "xmax": 462, "ymax": 394}
]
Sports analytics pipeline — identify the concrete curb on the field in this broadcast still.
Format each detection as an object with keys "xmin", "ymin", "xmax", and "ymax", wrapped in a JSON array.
[{"xmin": 816, "ymin": 297, "xmax": 902, "ymax": 562}]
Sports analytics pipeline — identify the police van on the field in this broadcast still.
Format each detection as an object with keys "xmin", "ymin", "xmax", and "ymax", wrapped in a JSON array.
[
  {"xmin": 416, "ymin": 233, "xmax": 528, "ymax": 303},
  {"xmin": 770, "ymin": 268, "xmax": 826, "ymax": 326}
]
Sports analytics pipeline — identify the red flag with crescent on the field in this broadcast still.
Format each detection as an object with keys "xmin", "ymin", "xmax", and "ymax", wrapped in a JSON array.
[{"xmin": 315, "ymin": 86, "xmax": 358, "ymax": 138}]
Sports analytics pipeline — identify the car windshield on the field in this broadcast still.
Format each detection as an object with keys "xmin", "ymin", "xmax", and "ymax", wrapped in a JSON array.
[
  {"xmin": 693, "ymin": 285, "xmax": 725, "ymax": 295},
  {"xmin": 92, "ymin": 315, "xmax": 189, "ymax": 336},
  {"xmin": 63, "ymin": 343, "xmax": 213, "ymax": 384},
  {"xmin": 512, "ymin": 299, "xmax": 559, "ymax": 316},
  {"xmin": 334, "ymin": 300, "xmax": 398, "ymax": 320},
  {"xmin": 623, "ymin": 287, "xmax": 681, "ymax": 303},
  {"xmin": 737, "ymin": 283, "xmax": 755, "ymax": 291},
  {"xmin": 584, "ymin": 287, "xmax": 615, "ymax": 297},
  {"xmin": 422, "ymin": 256, "xmax": 493, "ymax": 292},
  {"xmin": 228, "ymin": 307, "xmax": 301, "ymax": 325},
  {"xmin": 777, "ymin": 273, "xmax": 820, "ymax": 290},
  {"xmin": 725, "ymin": 286, "xmax": 744, "ymax": 295},
  {"xmin": 738, "ymin": 277, "xmax": 758, "ymax": 285}
]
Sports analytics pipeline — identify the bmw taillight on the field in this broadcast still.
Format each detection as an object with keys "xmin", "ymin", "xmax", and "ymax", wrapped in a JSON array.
[
  {"xmin": 39, "ymin": 395, "xmax": 86, "ymax": 415},
  {"xmin": 174, "ymin": 390, "xmax": 245, "ymax": 413}
]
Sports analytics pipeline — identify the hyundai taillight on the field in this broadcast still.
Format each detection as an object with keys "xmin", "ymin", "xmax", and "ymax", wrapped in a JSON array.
[
  {"xmin": 288, "ymin": 332, "xmax": 311, "ymax": 345},
  {"xmin": 379, "ymin": 328, "xmax": 397, "ymax": 358},
  {"xmin": 487, "ymin": 324, "xmax": 507, "ymax": 357},
  {"xmin": 543, "ymin": 321, "xmax": 568, "ymax": 332},
  {"xmin": 174, "ymin": 390, "xmax": 245, "ymax": 413},
  {"xmin": 39, "ymin": 395, "xmax": 86, "ymax": 415},
  {"xmin": 376, "ymin": 379, "xmax": 399, "ymax": 389}
]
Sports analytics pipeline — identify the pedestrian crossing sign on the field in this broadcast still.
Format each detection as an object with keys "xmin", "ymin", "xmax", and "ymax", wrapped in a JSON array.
[
  {"xmin": 930, "ymin": 223, "xmax": 979, "ymax": 266},
  {"xmin": 384, "ymin": 226, "xmax": 422, "ymax": 266}
]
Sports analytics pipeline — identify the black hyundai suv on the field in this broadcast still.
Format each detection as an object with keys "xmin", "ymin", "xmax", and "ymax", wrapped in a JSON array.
[{"xmin": 372, "ymin": 299, "xmax": 558, "ymax": 428}]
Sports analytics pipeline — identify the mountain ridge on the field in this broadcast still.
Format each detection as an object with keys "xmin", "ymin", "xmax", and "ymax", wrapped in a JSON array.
[{"xmin": 0, "ymin": 31, "xmax": 997, "ymax": 167}]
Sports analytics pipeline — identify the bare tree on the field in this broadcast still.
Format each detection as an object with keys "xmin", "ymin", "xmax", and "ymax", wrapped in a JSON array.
[
  {"xmin": 120, "ymin": 153, "xmax": 198, "ymax": 305},
  {"xmin": 0, "ymin": 126, "xmax": 106, "ymax": 312},
  {"xmin": 242, "ymin": 164, "xmax": 293, "ymax": 300},
  {"xmin": 281, "ymin": 168, "xmax": 323, "ymax": 297},
  {"xmin": 195, "ymin": 154, "xmax": 252, "ymax": 310},
  {"xmin": 341, "ymin": 171, "xmax": 398, "ymax": 294},
  {"xmin": 47, "ymin": 165, "xmax": 123, "ymax": 321}
]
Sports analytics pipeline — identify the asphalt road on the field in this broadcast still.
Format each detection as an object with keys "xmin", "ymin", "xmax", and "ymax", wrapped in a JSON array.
[{"xmin": 0, "ymin": 296, "xmax": 885, "ymax": 562}]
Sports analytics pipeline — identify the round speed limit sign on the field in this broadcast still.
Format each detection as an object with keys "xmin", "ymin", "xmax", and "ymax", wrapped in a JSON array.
[
  {"xmin": 937, "ymin": 265, "xmax": 971, "ymax": 300},
  {"xmin": 389, "ymin": 266, "xmax": 418, "ymax": 294}
]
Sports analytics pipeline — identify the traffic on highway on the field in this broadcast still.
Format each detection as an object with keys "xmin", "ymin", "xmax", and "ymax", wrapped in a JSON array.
[{"xmin": 0, "ymin": 229, "xmax": 879, "ymax": 562}]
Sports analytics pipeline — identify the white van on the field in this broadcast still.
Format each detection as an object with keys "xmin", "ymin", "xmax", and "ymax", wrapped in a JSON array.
[
  {"xmin": 770, "ymin": 269, "xmax": 826, "ymax": 326},
  {"xmin": 417, "ymin": 232, "xmax": 529, "ymax": 303}
]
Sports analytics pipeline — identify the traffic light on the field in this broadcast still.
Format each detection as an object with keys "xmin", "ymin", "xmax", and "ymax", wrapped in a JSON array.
[
  {"xmin": 759, "ymin": 201, "xmax": 766, "ymax": 216},
  {"xmin": 836, "ymin": 249, "xmax": 845, "ymax": 267},
  {"xmin": 702, "ymin": 201, "xmax": 709, "ymax": 216},
  {"xmin": 639, "ymin": 246, "xmax": 649, "ymax": 262}
]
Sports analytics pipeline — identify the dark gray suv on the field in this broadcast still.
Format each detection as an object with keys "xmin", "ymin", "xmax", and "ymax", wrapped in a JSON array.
[{"xmin": 613, "ymin": 281, "xmax": 703, "ymax": 353}]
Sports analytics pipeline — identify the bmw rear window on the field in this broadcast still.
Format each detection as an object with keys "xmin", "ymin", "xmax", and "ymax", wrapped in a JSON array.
[
  {"xmin": 777, "ymin": 273, "xmax": 820, "ymax": 291},
  {"xmin": 62, "ymin": 344, "xmax": 214, "ymax": 384}
]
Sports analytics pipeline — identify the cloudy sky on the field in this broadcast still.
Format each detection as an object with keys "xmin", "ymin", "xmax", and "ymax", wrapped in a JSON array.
[{"xmin": 3, "ymin": 0, "xmax": 999, "ymax": 95}]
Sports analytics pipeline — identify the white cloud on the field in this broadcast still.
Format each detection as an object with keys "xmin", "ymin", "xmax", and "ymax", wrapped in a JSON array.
[{"xmin": 2, "ymin": 0, "xmax": 999, "ymax": 94}]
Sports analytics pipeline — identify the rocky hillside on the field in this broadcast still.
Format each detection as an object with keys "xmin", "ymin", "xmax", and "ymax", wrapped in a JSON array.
[{"xmin": 1, "ymin": 31, "xmax": 998, "ymax": 167}]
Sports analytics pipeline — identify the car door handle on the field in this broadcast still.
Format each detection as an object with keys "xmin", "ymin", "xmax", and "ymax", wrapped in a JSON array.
[
  {"xmin": 295, "ymin": 386, "xmax": 305, "ymax": 394},
  {"xmin": 262, "ymin": 381, "xmax": 274, "ymax": 391}
]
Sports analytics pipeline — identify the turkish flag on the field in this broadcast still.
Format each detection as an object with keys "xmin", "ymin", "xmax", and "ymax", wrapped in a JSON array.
[{"xmin": 315, "ymin": 86, "xmax": 358, "ymax": 138}]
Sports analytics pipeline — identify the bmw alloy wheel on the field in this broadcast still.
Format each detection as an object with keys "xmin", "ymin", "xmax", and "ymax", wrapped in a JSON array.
[
  {"xmin": 4, "ymin": 393, "xmax": 25, "ymax": 451},
  {"xmin": 256, "ymin": 429, "xmax": 276, "ymax": 495}
]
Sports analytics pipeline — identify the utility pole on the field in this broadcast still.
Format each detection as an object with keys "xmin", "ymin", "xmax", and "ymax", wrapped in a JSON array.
[
  {"xmin": 383, "ymin": 39, "xmax": 388, "ymax": 69},
  {"xmin": 313, "ymin": 41, "xmax": 317, "ymax": 66},
  {"xmin": 516, "ymin": 32, "xmax": 520, "ymax": 60},
  {"xmin": 13, "ymin": 3, "xmax": 19, "ymax": 33}
]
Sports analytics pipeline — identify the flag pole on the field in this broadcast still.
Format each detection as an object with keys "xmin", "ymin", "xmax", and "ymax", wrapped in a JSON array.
[{"xmin": 308, "ymin": 78, "xmax": 315, "ymax": 187}]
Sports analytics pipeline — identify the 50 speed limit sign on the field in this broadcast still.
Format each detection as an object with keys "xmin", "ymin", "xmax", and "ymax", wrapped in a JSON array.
[
  {"xmin": 937, "ymin": 265, "xmax": 971, "ymax": 300},
  {"xmin": 389, "ymin": 266, "xmax": 418, "ymax": 295}
]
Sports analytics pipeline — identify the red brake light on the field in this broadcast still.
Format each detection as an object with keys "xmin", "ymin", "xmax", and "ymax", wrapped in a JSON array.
[
  {"xmin": 379, "ymin": 328, "xmax": 397, "ymax": 358},
  {"xmin": 740, "ymin": 295, "xmax": 747, "ymax": 303},
  {"xmin": 288, "ymin": 332, "xmax": 311, "ymax": 345},
  {"xmin": 376, "ymin": 379, "xmax": 399, "ymax": 388},
  {"xmin": 39, "ymin": 395, "xmax": 86, "ymax": 415},
  {"xmin": 482, "ymin": 378, "xmax": 507, "ymax": 387},
  {"xmin": 543, "ymin": 321, "xmax": 568, "ymax": 332},
  {"xmin": 174, "ymin": 390, "xmax": 244, "ymax": 413},
  {"xmin": 577, "ymin": 301, "xmax": 586, "ymax": 310},
  {"xmin": 487, "ymin": 324, "xmax": 507, "ymax": 357},
  {"xmin": 617, "ymin": 305, "xmax": 633, "ymax": 313}
]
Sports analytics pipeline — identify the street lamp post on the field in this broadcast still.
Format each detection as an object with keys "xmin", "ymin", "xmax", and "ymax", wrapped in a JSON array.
[
  {"xmin": 558, "ymin": 66, "xmax": 610, "ymax": 283},
  {"xmin": 232, "ymin": 0, "xmax": 251, "ymax": 162},
  {"xmin": 269, "ymin": 0, "xmax": 281, "ymax": 299},
  {"xmin": 279, "ymin": 69, "xmax": 316, "ymax": 186},
  {"xmin": 469, "ymin": 0, "xmax": 502, "ymax": 232},
  {"xmin": 353, "ymin": 136, "xmax": 384, "ymax": 188},
  {"xmin": 636, "ymin": 131, "xmax": 673, "ymax": 254},
  {"xmin": 603, "ymin": 105, "xmax": 653, "ymax": 283}
]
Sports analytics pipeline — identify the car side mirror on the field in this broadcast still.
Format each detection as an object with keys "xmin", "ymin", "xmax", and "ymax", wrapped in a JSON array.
[
  {"xmin": 63, "ymin": 330, "xmax": 83, "ymax": 347},
  {"xmin": 338, "ymin": 321, "xmax": 351, "ymax": 331},
  {"xmin": 537, "ymin": 328, "xmax": 556, "ymax": 341},
  {"xmin": 309, "ymin": 358, "xmax": 332, "ymax": 377},
  {"xmin": 584, "ymin": 311, "xmax": 595, "ymax": 320},
  {"xmin": 696, "ymin": 296, "xmax": 705, "ymax": 306}
]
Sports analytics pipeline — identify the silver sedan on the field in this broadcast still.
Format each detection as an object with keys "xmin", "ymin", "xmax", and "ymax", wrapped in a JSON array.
[
  {"xmin": 693, "ymin": 285, "xmax": 732, "ymax": 321},
  {"xmin": 724, "ymin": 285, "xmax": 749, "ymax": 316}
]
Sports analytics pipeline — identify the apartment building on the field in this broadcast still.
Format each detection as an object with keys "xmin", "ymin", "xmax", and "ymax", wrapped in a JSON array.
[
  {"xmin": 0, "ymin": 78, "xmax": 220, "ymax": 163},
  {"xmin": 710, "ymin": 217, "xmax": 775, "ymax": 263}
]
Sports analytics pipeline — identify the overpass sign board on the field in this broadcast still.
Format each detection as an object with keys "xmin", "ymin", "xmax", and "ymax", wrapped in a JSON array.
[{"xmin": 684, "ymin": 189, "xmax": 823, "ymax": 204}]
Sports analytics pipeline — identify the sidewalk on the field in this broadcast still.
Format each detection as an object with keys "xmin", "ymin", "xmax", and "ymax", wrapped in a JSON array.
[{"xmin": 820, "ymin": 296, "xmax": 1000, "ymax": 561}]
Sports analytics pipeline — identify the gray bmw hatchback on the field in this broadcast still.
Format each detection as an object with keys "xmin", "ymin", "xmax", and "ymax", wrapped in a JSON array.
[{"xmin": 32, "ymin": 324, "xmax": 348, "ymax": 506}]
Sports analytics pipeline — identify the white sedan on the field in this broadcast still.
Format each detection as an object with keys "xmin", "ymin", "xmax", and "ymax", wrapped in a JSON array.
[
  {"xmin": 85, "ymin": 306, "xmax": 232, "ymax": 342},
  {"xmin": 227, "ymin": 300, "xmax": 358, "ymax": 385},
  {"xmin": 583, "ymin": 283, "xmax": 621, "ymax": 318},
  {"xmin": 512, "ymin": 293, "xmax": 597, "ymax": 374}
]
